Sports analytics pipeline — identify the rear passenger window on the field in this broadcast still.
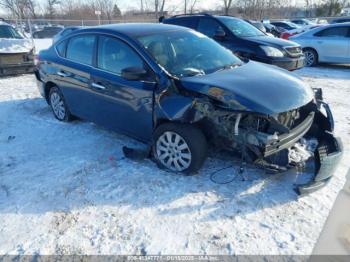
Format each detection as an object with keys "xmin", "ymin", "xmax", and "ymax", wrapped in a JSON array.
[
  {"xmin": 97, "ymin": 36, "xmax": 144, "ymax": 75},
  {"xmin": 197, "ymin": 18, "xmax": 222, "ymax": 38},
  {"xmin": 66, "ymin": 35, "xmax": 95, "ymax": 65},
  {"xmin": 315, "ymin": 27, "xmax": 349, "ymax": 37},
  {"xmin": 56, "ymin": 40, "xmax": 66, "ymax": 57}
]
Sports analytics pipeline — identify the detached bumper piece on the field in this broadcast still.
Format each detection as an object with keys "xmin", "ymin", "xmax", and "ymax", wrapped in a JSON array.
[{"xmin": 296, "ymin": 132, "xmax": 343, "ymax": 196}]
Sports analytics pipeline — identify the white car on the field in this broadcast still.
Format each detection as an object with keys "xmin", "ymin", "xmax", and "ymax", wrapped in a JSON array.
[
  {"xmin": 0, "ymin": 21, "xmax": 35, "ymax": 76},
  {"xmin": 290, "ymin": 23, "xmax": 350, "ymax": 66}
]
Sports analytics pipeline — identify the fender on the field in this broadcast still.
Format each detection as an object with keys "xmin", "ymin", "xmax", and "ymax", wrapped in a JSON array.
[{"xmin": 154, "ymin": 94, "xmax": 203, "ymax": 125}]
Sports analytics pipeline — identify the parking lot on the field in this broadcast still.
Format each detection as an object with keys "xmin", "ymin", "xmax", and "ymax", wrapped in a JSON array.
[{"xmin": 0, "ymin": 61, "xmax": 349, "ymax": 254}]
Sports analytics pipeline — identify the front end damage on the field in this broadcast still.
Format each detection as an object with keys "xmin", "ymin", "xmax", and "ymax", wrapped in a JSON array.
[{"xmin": 189, "ymin": 87, "xmax": 342, "ymax": 195}]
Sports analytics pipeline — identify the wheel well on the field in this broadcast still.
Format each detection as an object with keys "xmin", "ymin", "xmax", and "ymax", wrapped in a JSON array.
[
  {"xmin": 44, "ymin": 82, "xmax": 57, "ymax": 104},
  {"xmin": 155, "ymin": 118, "xmax": 211, "ymax": 141}
]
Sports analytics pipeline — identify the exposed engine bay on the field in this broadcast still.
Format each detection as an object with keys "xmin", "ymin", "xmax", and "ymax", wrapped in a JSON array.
[{"xmin": 191, "ymin": 88, "xmax": 342, "ymax": 195}]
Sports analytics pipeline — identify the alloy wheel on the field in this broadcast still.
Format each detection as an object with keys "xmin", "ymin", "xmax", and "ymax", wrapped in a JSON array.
[
  {"xmin": 156, "ymin": 131, "xmax": 192, "ymax": 172},
  {"xmin": 304, "ymin": 50, "xmax": 315, "ymax": 66},
  {"xmin": 50, "ymin": 92, "xmax": 66, "ymax": 120}
]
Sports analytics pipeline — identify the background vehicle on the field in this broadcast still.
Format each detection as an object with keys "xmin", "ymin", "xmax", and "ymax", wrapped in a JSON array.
[
  {"xmin": 290, "ymin": 18, "xmax": 315, "ymax": 26},
  {"xmin": 263, "ymin": 22, "xmax": 282, "ymax": 37},
  {"xmin": 52, "ymin": 26, "xmax": 82, "ymax": 43},
  {"xmin": 270, "ymin": 21, "xmax": 300, "ymax": 31},
  {"xmin": 331, "ymin": 17, "xmax": 350, "ymax": 24},
  {"xmin": 280, "ymin": 24, "xmax": 322, "ymax": 40},
  {"xmin": 33, "ymin": 26, "xmax": 63, "ymax": 39},
  {"xmin": 0, "ymin": 21, "xmax": 34, "ymax": 76},
  {"xmin": 35, "ymin": 23, "xmax": 341, "ymax": 195},
  {"xmin": 290, "ymin": 23, "xmax": 350, "ymax": 66},
  {"xmin": 162, "ymin": 14, "xmax": 304, "ymax": 70},
  {"xmin": 246, "ymin": 20, "xmax": 266, "ymax": 32}
]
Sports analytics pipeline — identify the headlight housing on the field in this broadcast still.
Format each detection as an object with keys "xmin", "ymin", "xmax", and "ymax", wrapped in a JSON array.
[{"xmin": 260, "ymin": 46, "xmax": 284, "ymax": 57}]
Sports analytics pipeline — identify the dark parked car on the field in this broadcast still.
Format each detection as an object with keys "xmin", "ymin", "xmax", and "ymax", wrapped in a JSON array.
[
  {"xmin": 35, "ymin": 24, "xmax": 341, "ymax": 195},
  {"xmin": 331, "ymin": 17, "xmax": 350, "ymax": 24},
  {"xmin": 33, "ymin": 26, "xmax": 63, "ymax": 38},
  {"xmin": 162, "ymin": 14, "xmax": 305, "ymax": 70},
  {"xmin": 53, "ymin": 26, "xmax": 82, "ymax": 43}
]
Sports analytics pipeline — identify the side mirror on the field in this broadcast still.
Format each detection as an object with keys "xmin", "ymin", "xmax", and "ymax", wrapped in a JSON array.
[
  {"xmin": 121, "ymin": 66, "xmax": 148, "ymax": 81},
  {"xmin": 214, "ymin": 28, "xmax": 226, "ymax": 39}
]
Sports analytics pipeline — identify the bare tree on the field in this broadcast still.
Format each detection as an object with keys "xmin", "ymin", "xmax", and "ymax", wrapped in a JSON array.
[
  {"xmin": 153, "ymin": 0, "xmax": 166, "ymax": 18},
  {"xmin": 46, "ymin": 0, "xmax": 60, "ymax": 19},
  {"xmin": 140, "ymin": 0, "xmax": 144, "ymax": 12},
  {"xmin": 222, "ymin": 0, "xmax": 234, "ymax": 15},
  {"xmin": 0, "ymin": 0, "xmax": 38, "ymax": 19},
  {"xmin": 184, "ymin": 0, "xmax": 199, "ymax": 14}
]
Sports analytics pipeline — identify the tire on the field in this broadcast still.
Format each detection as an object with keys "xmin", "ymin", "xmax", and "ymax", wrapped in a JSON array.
[
  {"xmin": 49, "ymin": 86, "xmax": 72, "ymax": 122},
  {"xmin": 153, "ymin": 123, "xmax": 207, "ymax": 174},
  {"xmin": 303, "ymin": 48, "xmax": 318, "ymax": 67}
]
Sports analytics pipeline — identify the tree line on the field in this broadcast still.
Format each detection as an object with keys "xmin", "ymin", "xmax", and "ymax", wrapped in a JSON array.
[{"xmin": 0, "ymin": 0, "xmax": 349, "ymax": 21}]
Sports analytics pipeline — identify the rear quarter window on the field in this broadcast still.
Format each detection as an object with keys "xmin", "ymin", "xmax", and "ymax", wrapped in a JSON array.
[{"xmin": 56, "ymin": 40, "xmax": 67, "ymax": 57}]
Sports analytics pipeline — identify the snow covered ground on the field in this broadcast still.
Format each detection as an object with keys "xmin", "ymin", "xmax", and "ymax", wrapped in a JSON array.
[{"xmin": 0, "ymin": 55, "xmax": 349, "ymax": 254}]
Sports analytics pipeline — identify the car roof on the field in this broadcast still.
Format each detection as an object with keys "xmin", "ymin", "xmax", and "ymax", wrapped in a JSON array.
[
  {"xmin": 327, "ymin": 22, "xmax": 350, "ymax": 26},
  {"xmin": 332, "ymin": 16, "xmax": 350, "ymax": 20},
  {"xmin": 165, "ymin": 14, "xmax": 241, "ymax": 21},
  {"xmin": 0, "ymin": 21, "xmax": 10, "ymax": 26},
  {"xmin": 76, "ymin": 23, "xmax": 188, "ymax": 37}
]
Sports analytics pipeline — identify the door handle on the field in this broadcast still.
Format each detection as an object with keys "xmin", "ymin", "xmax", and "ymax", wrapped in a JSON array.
[
  {"xmin": 57, "ymin": 71, "xmax": 69, "ymax": 77},
  {"xmin": 92, "ymin": 82, "xmax": 106, "ymax": 90}
]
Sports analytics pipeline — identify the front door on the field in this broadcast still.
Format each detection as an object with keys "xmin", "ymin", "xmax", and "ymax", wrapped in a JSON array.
[{"xmin": 89, "ymin": 35, "xmax": 156, "ymax": 142}]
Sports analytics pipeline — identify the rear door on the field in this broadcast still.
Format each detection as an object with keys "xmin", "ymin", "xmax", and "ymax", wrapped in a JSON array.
[
  {"xmin": 313, "ymin": 26, "xmax": 350, "ymax": 63},
  {"xmin": 53, "ymin": 34, "xmax": 96, "ymax": 120},
  {"xmin": 88, "ymin": 35, "xmax": 156, "ymax": 141}
]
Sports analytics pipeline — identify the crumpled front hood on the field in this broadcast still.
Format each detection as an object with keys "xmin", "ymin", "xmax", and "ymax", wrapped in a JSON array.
[
  {"xmin": 180, "ymin": 61, "xmax": 314, "ymax": 115},
  {"xmin": 0, "ymin": 38, "xmax": 34, "ymax": 54}
]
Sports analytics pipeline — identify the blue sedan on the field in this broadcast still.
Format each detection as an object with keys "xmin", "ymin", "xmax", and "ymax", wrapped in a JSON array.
[{"xmin": 35, "ymin": 23, "xmax": 341, "ymax": 195}]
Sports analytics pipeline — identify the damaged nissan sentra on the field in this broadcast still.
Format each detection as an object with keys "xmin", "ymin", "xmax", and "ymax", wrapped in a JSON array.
[{"xmin": 35, "ymin": 24, "xmax": 342, "ymax": 195}]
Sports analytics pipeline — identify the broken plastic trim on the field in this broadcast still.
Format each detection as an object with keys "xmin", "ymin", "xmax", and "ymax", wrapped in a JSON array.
[{"xmin": 295, "ymin": 133, "xmax": 343, "ymax": 196}]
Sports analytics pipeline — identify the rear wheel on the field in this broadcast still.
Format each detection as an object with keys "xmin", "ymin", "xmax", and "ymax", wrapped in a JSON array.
[
  {"xmin": 153, "ymin": 123, "xmax": 207, "ymax": 174},
  {"xmin": 303, "ymin": 48, "xmax": 318, "ymax": 67},
  {"xmin": 49, "ymin": 86, "xmax": 72, "ymax": 122}
]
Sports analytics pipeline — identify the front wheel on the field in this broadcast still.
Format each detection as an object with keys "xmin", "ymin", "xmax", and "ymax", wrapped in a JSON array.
[
  {"xmin": 153, "ymin": 123, "xmax": 207, "ymax": 174},
  {"xmin": 49, "ymin": 86, "xmax": 72, "ymax": 122}
]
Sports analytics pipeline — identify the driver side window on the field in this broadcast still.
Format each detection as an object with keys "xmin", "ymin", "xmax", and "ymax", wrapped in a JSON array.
[{"xmin": 97, "ymin": 36, "xmax": 144, "ymax": 75}]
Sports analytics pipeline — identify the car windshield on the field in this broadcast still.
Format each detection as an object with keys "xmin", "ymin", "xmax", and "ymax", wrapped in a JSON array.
[
  {"xmin": 217, "ymin": 17, "xmax": 265, "ymax": 37},
  {"xmin": 0, "ymin": 25, "xmax": 23, "ymax": 39},
  {"xmin": 137, "ymin": 30, "xmax": 242, "ymax": 78}
]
